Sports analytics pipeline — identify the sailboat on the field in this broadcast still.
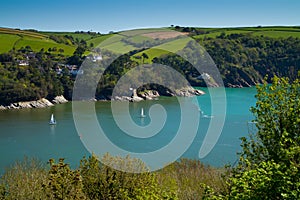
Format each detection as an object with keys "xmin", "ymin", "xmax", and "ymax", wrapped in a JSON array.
[
  {"xmin": 49, "ymin": 114, "xmax": 56, "ymax": 125},
  {"xmin": 140, "ymin": 108, "xmax": 146, "ymax": 118}
]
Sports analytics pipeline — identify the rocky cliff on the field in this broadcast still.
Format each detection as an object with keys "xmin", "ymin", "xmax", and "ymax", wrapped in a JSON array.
[{"xmin": 0, "ymin": 96, "xmax": 68, "ymax": 110}]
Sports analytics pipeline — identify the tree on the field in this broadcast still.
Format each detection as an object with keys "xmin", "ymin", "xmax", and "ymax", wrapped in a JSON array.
[
  {"xmin": 141, "ymin": 52, "xmax": 149, "ymax": 64},
  {"xmin": 43, "ymin": 158, "xmax": 87, "ymax": 199},
  {"xmin": 228, "ymin": 76, "xmax": 300, "ymax": 199}
]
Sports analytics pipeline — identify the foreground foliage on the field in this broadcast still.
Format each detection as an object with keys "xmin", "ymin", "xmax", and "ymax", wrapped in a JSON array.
[
  {"xmin": 0, "ymin": 154, "xmax": 225, "ymax": 200},
  {"xmin": 228, "ymin": 76, "xmax": 300, "ymax": 199},
  {"xmin": 201, "ymin": 76, "xmax": 300, "ymax": 199}
]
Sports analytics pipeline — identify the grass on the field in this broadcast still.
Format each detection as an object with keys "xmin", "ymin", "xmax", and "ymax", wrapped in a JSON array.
[
  {"xmin": 0, "ymin": 27, "xmax": 47, "ymax": 39},
  {"xmin": 125, "ymin": 35, "xmax": 154, "ymax": 43},
  {"xmin": 86, "ymin": 34, "xmax": 113, "ymax": 47},
  {"xmin": 14, "ymin": 36, "xmax": 76, "ymax": 55},
  {"xmin": 192, "ymin": 26, "xmax": 300, "ymax": 39},
  {"xmin": 1, "ymin": 26, "xmax": 299, "ymax": 56},
  {"xmin": 97, "ymin": 34, "xmax": 136, "ymax": 54},
  {"xmin": 118, "ymin": 28, "xmax": 174, "ymax": 37},
  {"xmin": 132, "ymin": 37, "xmax": 191, "ymax": 63},
  {"xmin": 0, "ymin": 33, "xmax": 21, "ymax": 53},
  {"xmin": 132, "ymin": 48, "xmax": 171, "ymax": 63},
  {"xmin": 153, "ymin": 37, "xmax": 191, "ymax": 52},
  {"xmin": 43, "ymin": 32, "xmax": 96, "ymax": 41},
  {"xmin": 101, "ymin": 41, "xmax": 136, "ymax": 54},
  {"xmin": 0, "ymin": 28, "xmax": 76, "ymax": 55},
  {"xmin": 252, "ymin": 30, "xmax": 300, "ymax": 38},
  {"xmin": 193, "ymin": 29, "xmax": 253, "ymax": 39}
]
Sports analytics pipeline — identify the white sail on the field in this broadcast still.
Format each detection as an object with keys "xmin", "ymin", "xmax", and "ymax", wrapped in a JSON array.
[
  {"xmin": 49, "ymin": 114, "xmax": 56, "ymax": 125},
  {"xmin": 140, "ymin": 108, "xmax": 146, "ymax": 118}
]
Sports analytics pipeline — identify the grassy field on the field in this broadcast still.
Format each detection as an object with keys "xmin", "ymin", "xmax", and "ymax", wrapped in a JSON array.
[
  {"xmin": 0, "ymin": 33, "xmax": 21, "ymax": 53},
  {"xmin": 252, "ymin": 30, "xmax": 300, "ymax": 38},
  {"xmin": 43, "ymin": 32, "xmax": 92, "ymax": 40},
  {"xmin": 94, "ymin": 34, "xmax": 136, "ymax": 54},
  {"xmin": 192, "ymin": 26, "xmax": 300, "ymax": 39},
  {"xmin": 86, "ymin": 34, "xmax": 113, "ymax": 47},
  {"xmin": 0, "ymin": 28, "xmax": 47, "ymax": 39},
  {"xmin": 1, "ymin": 26, "xmax": 299, "ymax": 56},
  {"xmin": 125, "ymin": 35, "xmax": 155, "ymax": 44},
  {"xmin": 131, "ymin": 37, "xmax": 191, "ymax": 63},
  {"xmin": 131, "ymin": 48, "xmax": 171, "ymax": 63},
  {"xmin": 0, "ymin": 28, "xmax": 76, "ymax": 55},
  {"xmin": 14, "ymin": 36, "xmax": 75, "ymax": 55},
  {"xmin": 101, "ymin": 41, "xmax": 136, "ymax": 54}
]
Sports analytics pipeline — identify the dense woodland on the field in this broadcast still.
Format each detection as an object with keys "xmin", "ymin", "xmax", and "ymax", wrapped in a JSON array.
[{"xmin": 0, "ymin": 28, "xmax": 300, "ymax": 105}]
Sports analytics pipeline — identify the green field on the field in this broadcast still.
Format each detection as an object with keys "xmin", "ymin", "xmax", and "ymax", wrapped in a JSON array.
[
  {"xmin": 1, "ymin": 26, "xmax": 300, "ymax": 56},
  {"xmin": 252, "ymin": 30, "xmax": 300, "ymax": 38},
  {"xmin": 131, "ymin": 48, "xmax": 171, "ymax": 63},
  {"xmin": 94, "ymin": 34, "xmax": 136, "ymax": 54},
  {"xmin": 86, "ymin": 34, "xmax": 113, "ymax": 47},
  {"xmin": 0, "ymin": 28, "xmax": 47, "ymax": 39},
  {"xmin": 192, "ymin": 26, "xmax": 300, "ymax": 39},
  {"xmin": 125, "ymin": 35, "xmax": 155, "ymax": 44},
  {"xmin": 14, "ymin": 36, "xmax": 75, "ymax": 55},
  {"xmin": 101, "ymin": 41, "xmax": 135, "ymax": 54},
  {"xmin": 132, "ymin": 37, "xmax": 191, "ymax": 63},
  {"xmin": 0, "ymin": 28, "xmax": 76, "ymax": 55},
  {"xmin": 43, "ymin": 32, "xmax": 93, "ymax": 40},
  {"xmin": 0, "ymin": 33, "xmax": 21, "ymax": 53}
]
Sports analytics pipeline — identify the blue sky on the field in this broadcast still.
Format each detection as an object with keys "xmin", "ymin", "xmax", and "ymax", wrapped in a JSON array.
[{"xmin": 1, "ymin": 0, "xmax": 299, "ymax": 33}]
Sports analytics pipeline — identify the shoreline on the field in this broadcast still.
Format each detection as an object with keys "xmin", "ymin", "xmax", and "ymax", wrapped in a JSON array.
[
  {"xmin": 0, "ymin": 95, "xmax": 68, "ymax": 110},
  {"xmin": 0, "ymin": 87, "xmax": 205, "ymax": 110}
]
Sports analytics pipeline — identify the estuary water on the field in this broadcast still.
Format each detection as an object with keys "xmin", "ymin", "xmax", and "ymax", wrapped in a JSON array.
[{"xmin": 0, "ymin": 87, "xmax": 257, "ymax": 173}]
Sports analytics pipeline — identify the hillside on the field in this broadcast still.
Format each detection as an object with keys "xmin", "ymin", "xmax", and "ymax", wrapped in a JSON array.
[
  {"xmin": 131, "ymin": 26, "xmax": 300, "ymax": 64},
  {"xmin": 188, "ymin": 26, "xmax": 300, "ymax": 39},
  {"xmin": 1, "ymin": 26, "xmax": 300, "ymax": 56},
  {"xmin": 0, "ymin": 27, "xmax": 112, "ymax": 56},
  {"xmin": 0, "ymin": 26, "xmax": 299, "ymax": 105}
]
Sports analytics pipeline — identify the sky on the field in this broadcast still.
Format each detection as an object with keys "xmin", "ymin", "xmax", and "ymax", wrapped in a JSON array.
[{"xmin": 1, "ymin": 0, "xmax": 300, "ymax": 33}]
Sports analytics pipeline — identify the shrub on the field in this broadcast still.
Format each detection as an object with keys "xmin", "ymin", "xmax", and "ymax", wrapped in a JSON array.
[
  {"xmin": 227, "ymin": 76, "xmax": 300, "ymax": 199},
  {"xmin": 79, "ymin": 153, "xmax": 178, "ymax": 200},
  {"xmin": 0, "ymin": 157, "xmax": 48, "ymax": 199}
]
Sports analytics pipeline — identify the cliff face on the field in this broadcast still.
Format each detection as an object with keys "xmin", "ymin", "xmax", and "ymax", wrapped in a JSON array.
[{"xmin": 222, "ymin": 67, "xmax": 264, "ymax": 88}]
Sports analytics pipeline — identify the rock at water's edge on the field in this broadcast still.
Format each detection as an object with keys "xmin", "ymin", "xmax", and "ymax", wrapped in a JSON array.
[
  {"xmin": 139, "ymin": 90, "xmax": 160, "ymax": 100},
  {"xmin": 52, "ymin": 95, "xmax": 68, "ymax": 104},
  {"xmin": 0, "ymin": 95, "xmax": 68, "ymax": 110}
]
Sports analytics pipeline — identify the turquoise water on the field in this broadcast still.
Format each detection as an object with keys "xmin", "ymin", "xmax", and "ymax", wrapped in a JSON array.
[{"xmin": 0, "ymin": 87, "xmax": 257, "ymax": 173}]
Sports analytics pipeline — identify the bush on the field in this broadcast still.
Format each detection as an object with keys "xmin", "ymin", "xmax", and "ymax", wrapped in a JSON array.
[
  {"xmin": 156, "ymin": 158, "xmax": 226, "ymax": 200},
  {"xmin": 0, "ymin": 157, "xmax": 48, "ymax": 199},
  {"xmin": 227, "ymin": 76, "xmax": 300, "ymax": 199},
  {"xmin": 79, "ymin": 153, "xmax": 178, "ymax": 199}
]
